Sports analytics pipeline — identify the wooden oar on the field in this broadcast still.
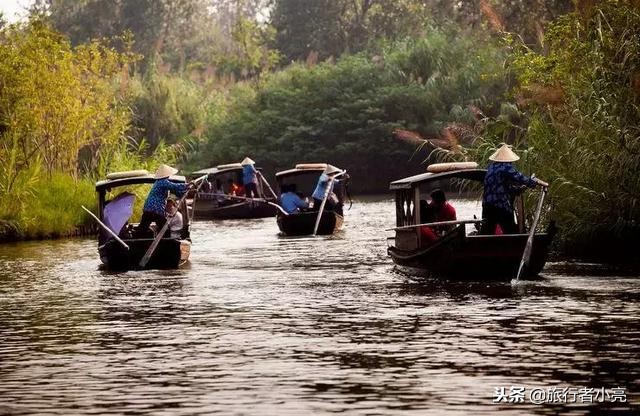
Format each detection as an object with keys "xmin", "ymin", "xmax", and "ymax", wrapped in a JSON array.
[
  {"xmin": 515, "ymin": 187, "xmax": 548, "ymax": 281},
  {"xmin": 385, "ymin": 219, "xmax": 483, "ymax": 231},
  {"xmin": 139, "ymin": 175, "xmax": 207, "ymax": 268},
  {"xmin": 312, "ymin": 171, "xmax": 345, "ymax": 236},
  {"xmin": 258, "ymin": 171, "xmax": 278, "ymax": 200},
  {"xmin": 81, "ymin": 205, "xmax": 129, "ymax": 250},
  {"xmin": 209, "ymin": 193, "xmax": 289, "ymax": 216}
]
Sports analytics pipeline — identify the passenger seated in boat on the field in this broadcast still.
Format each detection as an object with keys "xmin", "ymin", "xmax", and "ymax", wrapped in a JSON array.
[
  {"xmin": 420, "ymin": 189, "xmax": 457, "ymax": 244},
  {"xmin": 213, "ymin": 179, "xmax": 226, "ymax": 203},
  {"xmin": 481, "ymin": 144, "xmax": 548, "ymax": 235},
  {"xmin": 228, "ymin": 179, "xmax": 244, "ymax": 197},
  {"xmin": 136, "ymin": 164, "xmax": 191, "ymax": 237},
  {"xmin": 200, "ymin": 178, "xmax": 212, "ymax": 193},
  {"xmin": 280, "ymin": 184, "xmax": 309, "ymax": 214},
  {"xmin": 165, "ymin": 198, "xmax": 183, "ymax": 239}
]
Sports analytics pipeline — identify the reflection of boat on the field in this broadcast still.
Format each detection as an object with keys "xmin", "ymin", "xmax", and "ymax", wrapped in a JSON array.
[
  {"xmin": 275, "ymin": 163, "xmax": 345, "ymax": 236},
  {"xmin": 191, "ymin": 163, "xmax": 278, "ymax": 220},
  {"xmin": 387, "ymin": 164, "xmax": 556, "ymax": 280},
  {"xmin": 94, "ymin": 171, "xmax": 191, "ymax": 270}
]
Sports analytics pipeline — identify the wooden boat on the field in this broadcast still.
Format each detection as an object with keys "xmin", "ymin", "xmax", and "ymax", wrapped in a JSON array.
[
  {"xmin": 387, "ymin": 164, "xmax": 557, "ymax": 280},
  {"xmin": 277, "ymin": 210, "xmax": 344, "ymax": 236},
  {"xmin": 191, "ymin": 163, "xmax": 278, "ymax": 220},
  {"xmin": 275, "ymin": 163, "xmax": 346, "ymax": 236},
  {"xmin": 94, "ymin": 170, "xmax": 192, "ymax": 270}
]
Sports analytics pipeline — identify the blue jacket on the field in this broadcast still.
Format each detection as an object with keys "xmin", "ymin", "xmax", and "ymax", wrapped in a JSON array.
[
  {"xmin": 280, "ymin": 192, "xmax": 308, "ymax": 214},
  {"xmin": 312, "ymin": 174, "xmax": 339, "ymax": 200},
  {"xmin": 242, "ymin": 164, "xmax": 258, "ymax": 185},
  {"xmin": 483, "ymin": 162, "xmax": 536, "ymax": 212},
  {"xmin": 143, "ymin": 179, "xmax": 187, "ymax": 215}
]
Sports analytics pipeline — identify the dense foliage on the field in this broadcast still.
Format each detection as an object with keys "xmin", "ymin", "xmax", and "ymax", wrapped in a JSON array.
[
  {"xmin": 463, "ymin": 0, "xmax": 640, "ymax": 260},
  {"xmin": 189, "ymin": 27, "xmax": 507, "ymax": 192},
  {"xmin": 0, "ymin": 0, "xmax": 637, "ymax": 261},
  {"xmin": 0, "ymin": 19, "xmax": 178, "ymax": 239}
]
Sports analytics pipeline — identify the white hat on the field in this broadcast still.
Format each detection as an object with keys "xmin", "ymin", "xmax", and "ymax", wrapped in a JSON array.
[
  {"xmin": 154, "ymin": 164, "xmax": 179, "ymax": 179},
  {"xmin": 323, "ymin": 164, "xmax": 342, "ymax": 176},
  {"xmin": 241, "ymin": 157, "xmax": 255, "ymax": 166},
  {"xmin": 489, "ymin": 144, "xmax": 520, "ymax": 162}
]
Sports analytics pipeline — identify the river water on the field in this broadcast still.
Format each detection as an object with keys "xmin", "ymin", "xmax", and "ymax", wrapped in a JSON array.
[{"xmin": 0, "ymin": 198, "xmax": 638, "ymax": 415}]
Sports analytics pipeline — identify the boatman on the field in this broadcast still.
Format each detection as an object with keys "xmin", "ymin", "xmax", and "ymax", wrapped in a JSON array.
[
  {"xmin": 311, "ymin": 164, "xmax": 342, "ymax": 210},
  {"xmin": 241, "ymin": 157, "xmax": 260, "ymax": 199},
  {"xmin": 137, "ymin": 164, "xmax": 192, "ymax": 236},
  {"xmin": 280, "ymin": 184, "xmax": 309, "ymax": 214},
  {"xmin": 481, "ymin": 144, "xmax": 548, "ymax": 235}
]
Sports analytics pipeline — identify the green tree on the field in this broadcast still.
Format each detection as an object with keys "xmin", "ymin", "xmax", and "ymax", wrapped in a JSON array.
[
  {"xmin": 189, "ymin": 28, "xmax": 506, "ymax": 192},
  {"xmin": 466, "ymin": 0, "xmax": 640, "ymax": 260},
  {"xmin": 33, "ymin": 0, "xmax": 214, "ymax": 71},
  {"xmin": 270, "ymin": 0, "xmax": 433, "ymax": 61},
  {"xmin": 0, "ymin": 18, "xmax": 133, "ymax": 230}
]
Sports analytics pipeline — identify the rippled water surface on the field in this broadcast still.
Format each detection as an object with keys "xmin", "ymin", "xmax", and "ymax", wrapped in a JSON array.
[{"xmin": 0, "ymin": 198, "xmax": 638, "ymax": 415}]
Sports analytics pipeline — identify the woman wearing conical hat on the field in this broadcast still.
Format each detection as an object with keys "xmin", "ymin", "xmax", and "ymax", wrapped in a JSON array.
[
  {"xmin": 311, "ymin": 164, "xmax": 343, "ymax": 211},
  {"xmin": 137, "ymin": 164, "xmax": 192, "ymax": 236},
  {"xmin": 241, "ymin": 157, "xmax": 260, "ymax": 199},
  {"xmin": 481, "ymin": 144, "xmax": 548, "ymax": 235}
]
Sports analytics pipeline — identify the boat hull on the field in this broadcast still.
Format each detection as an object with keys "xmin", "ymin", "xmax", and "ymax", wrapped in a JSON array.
[
  {"xmin": 388, "ymin": 225, "xmax": 556, "ymax": 280},
  {"xmin": 99, "ymin": 238, "xmax": 191, "ymax": 270},
  {"xmin": 277, "ymin": 211, "xmax": 343, "ymax": 236},
  {"xmin": 194, "ymin": 198, "xmax": 277, "ymax": 220}
]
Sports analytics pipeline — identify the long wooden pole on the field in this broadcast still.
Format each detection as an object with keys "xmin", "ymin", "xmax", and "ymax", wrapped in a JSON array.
[
  {"xmin": 515, "ymin": 187, "xmax": 547, "ymax": 281},
  {"xmin": 257, "ymin": 171, "xmax": 278, "ymax": 199},
  {"xmin": 312, "ymin": 171, "xmax": 345, "ymax": 236},
  {"xmin": 139, "ymin": 175, "xmax": 207, "ymax": 268},
  {"xmin": 81, "ymin": 205, "xmax": 129, "ymax": 250},
  {"xmin": 385, "ymin": 219, "xmax": 483, "ymax": 231},
  {"xmin": 207, "ymin": 193, "xmax": 289, "ymax": 216}
]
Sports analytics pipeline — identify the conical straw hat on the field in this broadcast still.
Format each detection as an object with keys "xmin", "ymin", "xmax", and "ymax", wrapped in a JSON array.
[
  {"xmin": 489, "ymin": 144, "xmax": 520, "ymax": 162},
  {"xmin": 154, "ymin": 164, "xmax": 179, "ymax": 179},
  {"xmin": 241, "ymin": 157, "xmax": 255, "ymax": 165},
  {"xmin": 323, "ymin": 164, "xmax": 342, "ymax": 176}
]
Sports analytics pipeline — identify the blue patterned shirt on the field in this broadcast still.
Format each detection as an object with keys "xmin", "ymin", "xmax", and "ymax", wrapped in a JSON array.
[
  {"xmin": 143, "ymin": 179, "xmax": 188, "ymax": 215},
  {"xmin": 483, "ymin": 162, "xmax": 536, "ymax": 212},
  {"xmin": 312, "ymin": 174, "xmax": 332, "ymax": 200},
  {"xmin": 242, "ymin": 164, "xmax": 258, "ymax": 185}
]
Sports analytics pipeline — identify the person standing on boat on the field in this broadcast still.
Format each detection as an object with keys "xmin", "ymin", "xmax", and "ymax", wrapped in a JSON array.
[
  {"xmin": 280, "ymin": 184, "xmax": 309, "ymax": 214},
  {"xmin": 241, "ymin": 157, "xmax": 260, "ymax": 199},
  {"xmin": 137, "ymin": 164, "xmax": 191, "ymax": 236},
  {"xmin": 481, "ymin": 144, "xmax": 548, "ymax": 234},
  {"xmin": 311, "ymin": 165, "xmax": 342, "ymax": 210}
]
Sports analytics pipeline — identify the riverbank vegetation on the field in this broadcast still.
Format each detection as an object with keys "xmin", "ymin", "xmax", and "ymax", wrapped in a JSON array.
[{"xmin": 0, "ymin": 0, "xmax": 637, "ymax": 261}]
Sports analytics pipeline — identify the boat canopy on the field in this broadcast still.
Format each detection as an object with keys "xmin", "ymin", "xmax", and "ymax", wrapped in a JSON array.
[
  {"xmin": 275, "ymin": 163, "xmax": 331, "ymax": 178},
  {"xmin": 96, "ymin": 174, "xmax": 186, "ymax": 192},
  {"xmin": 192, "ymin": 163, "xmax": 244, "ymax": 175},
  {"xmin": 389, "ymin": 169, "xmax": 486, "ymax": 190}
]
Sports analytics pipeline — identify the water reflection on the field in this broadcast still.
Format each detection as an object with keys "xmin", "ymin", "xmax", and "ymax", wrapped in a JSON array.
[{"xmin": 0, "ymin": 198, "xmax": 638, "ymax": 415}]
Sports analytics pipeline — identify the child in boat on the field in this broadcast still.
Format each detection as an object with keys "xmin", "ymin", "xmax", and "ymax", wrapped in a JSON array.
[
  {"xmin": 481, "ymin": 144, "xmax": 548, "ymax": 234},
  {"xmin": 420, "ymin": 189, "xmax": 457, "ymax": 244},
  {"xmin": 165, "ymin": 198, "xmax": 183, "ymax": 239}
]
